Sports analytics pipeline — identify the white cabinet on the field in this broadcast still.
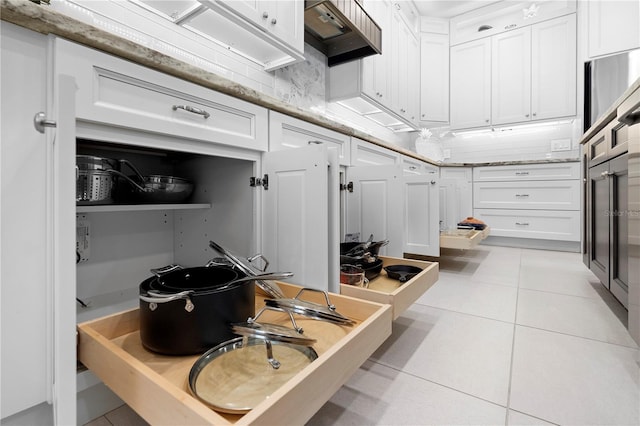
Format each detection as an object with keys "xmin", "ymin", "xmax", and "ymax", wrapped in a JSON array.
[
  {"xmin": 491, "ymin": 26, "xmax": 532, "ymax": 125},
  {"xmin": 345, "ymin": 165, "xmax": 404, "ymax": 257},
  {"xmin": 326, "ymin": 0, "xmax": 419, "ymax": 131},
  {"xmin": 1, "ymin": 22, "xmax": 52, "ymax": 421},
  {"xmin": 401, "ymin": 158, "xmax": 440, "ymax": 256},
  {"xmin": 452, "ymin": 14, "xmax": 576, "ymax": 129},
  {"xmin": 268, "ymin": 111, "xmax": 351, "ymax": 166},
  {"xmin": 420, "ymin": 32, "xmax": 449, "ymax": 123},
  {"xmin": 450, "ymin": 38, "xmax": 492, "ymax": 129},
  {"xmin": 531, "ymin": 14, "xmax": 577, "ymax": 121},
  {"xmin": 55, "ymin": 39, "xmax": 269, "ymax": 152},
  {"xmin": 473, "ymin": 163, "xmax": 581, "ymax": 242},
  {"xmin": 587, "ymin": 0, "xmax": 640, "ymax": 58},
  {"xmin": 439, "ymin": 167, "xmax": 473, "ymax": 231}
]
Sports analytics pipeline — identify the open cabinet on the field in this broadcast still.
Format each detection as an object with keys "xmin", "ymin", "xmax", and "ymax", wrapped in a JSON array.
[{"xmin": 17, "ymin": 36, "xmax": 352, "ymax": 424}]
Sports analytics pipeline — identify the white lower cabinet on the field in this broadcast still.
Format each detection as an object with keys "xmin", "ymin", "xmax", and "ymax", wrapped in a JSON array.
[
  {"xmin": 473, "ymin": 163, "xmax": 581, "ymax": 244},
  {"xmin": 1, "ymin": 22, "xmax": 53, "ymax": 421},
  {"xmin": 439, "ymin": 167, "xmax": 473, "ymax": 231}
]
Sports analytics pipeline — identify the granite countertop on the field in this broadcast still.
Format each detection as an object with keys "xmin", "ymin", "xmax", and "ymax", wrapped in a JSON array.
[
  {"xmin": 580, "ymin": 76, "xmax": 640, "ymax": 144},
  {"xmin": 1, "ymin": 0, "xmax": 579, "ymax": 168}
]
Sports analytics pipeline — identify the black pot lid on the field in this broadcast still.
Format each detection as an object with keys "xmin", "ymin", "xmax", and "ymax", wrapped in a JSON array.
[
  {"xmin": 231, "ymin": 320, "xmax": 316, "ymax": 346},
  {"xmin": 264, "ymin": 297, "xmax": 355, "ymax": 326}
]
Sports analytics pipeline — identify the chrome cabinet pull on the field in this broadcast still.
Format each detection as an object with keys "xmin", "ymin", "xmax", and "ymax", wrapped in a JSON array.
[
  {"xmin": 172, "ymin": 105, "xmax": 210, "ymax": 119},
  {"xmin": 271, "ymin": 18, "xmax": 277, "ymax": 25},
  {"xmin": 33, "ymin": 112, "xmax": 56, "ymax": 133},
  {"xmin": 515, "ymin": 194, "xmax": 530, "ymax": 198},
  {"xmin": 515, "ymin": 222, "xmax": 530, "ymax": 226},
  {"xmin": 515, "ymin": 171, "xmax": 529, "ymax": 176}
]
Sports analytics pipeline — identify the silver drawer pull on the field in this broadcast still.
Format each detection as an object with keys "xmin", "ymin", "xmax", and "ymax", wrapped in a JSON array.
[
  {"xmin": 515, "ymin": 171, "xmax": 529, "ymax": 175},
  {"xmin": 308, "ymin": 140, "xmax": 324, "ymax": 145},
  {"xmin": 515, "ymin": 222, "xmax": 530, "ymax": 226},
  {"xmin": 172, "ymin": 105, "xmax": 210, "ymax": 119},
  {"xmin": 515, "ymin": 194, "xmax": 530, "ymax": 197}
]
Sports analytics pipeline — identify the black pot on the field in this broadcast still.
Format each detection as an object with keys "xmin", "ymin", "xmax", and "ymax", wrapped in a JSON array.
[
  {"xmin": 139, "ymin": 265, "xmax": 255, "ymax": 355},
  {"xmin": 384, "ymin": 265, "xmax": 423, "ymax": 283}
]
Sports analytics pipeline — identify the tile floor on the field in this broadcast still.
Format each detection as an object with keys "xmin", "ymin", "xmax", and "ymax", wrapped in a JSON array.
[{"xmin": 85, "ymin": 245, "xmax": 640, "ymax": 426}]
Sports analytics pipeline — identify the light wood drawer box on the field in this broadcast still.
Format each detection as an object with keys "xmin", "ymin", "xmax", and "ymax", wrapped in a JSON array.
[
  {"xmin": 473, "ymin": 180, "xmax": 581, "ymax": 210},
  {"xmin": 473, "ymin": 209, "xmax": 580, "ymax": 241},
  {"xmin": 340, "ymin": 256, "xmax": 438, "ymax": 320},
  {"xmin": 440, "ymin": 227, "xmax": 490, "ymax": 250},
  {"xmin": 77, "ymin": 282, "xmax": 392, "ymax": 425},
  {"xmin": 55, "ymin": 39, "xmax": 268, "ymax": 152},
  {"xmin": 473, "ymin": 163, "xmax": 580, "ymax": 181}
]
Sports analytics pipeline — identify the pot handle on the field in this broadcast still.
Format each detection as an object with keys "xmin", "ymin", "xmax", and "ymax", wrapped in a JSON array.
[
  {"xmin": 106, "ymin": 169, "xmax": 150, "ymax": 192},
  {"xmin": 118, "ymin": 159, "xmax": 146, "ymax": 184},
  {"xmin": 251, "ymin": 305, "xmax": 304, "ymax": 333},
  {"xmin": 150, "ymin": 264, "xmax": 184, "ymax": 277},
  {"xmin": 247, "ymin": 253, "xmax": 269, "ymax": 272},
  {"xmin": 293, "ymin": 288, "xmax": 336, "ymax": 311},
  {"xmin": 140, "ymin": 290, "xmax": 194, "ymax": 312}
]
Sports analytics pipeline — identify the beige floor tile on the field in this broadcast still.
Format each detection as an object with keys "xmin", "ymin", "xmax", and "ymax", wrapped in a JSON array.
[
  {"xmin": 507, "ymin": 410, "xmax": 556, "ymax": 425},
  {"xmin": 83, "ymin": 416, "xmax": 112, "ymax": 426},
  {"xmin": 371, "ymin": 305, "xmax": 514, "ymax": 405},
  {"xmin": 510, "ymin": 326, "xmax": 640, "ymax": 425},
  {"xmin": 105, "ymin": 405, "xmax": 148, "ymax": 426}
]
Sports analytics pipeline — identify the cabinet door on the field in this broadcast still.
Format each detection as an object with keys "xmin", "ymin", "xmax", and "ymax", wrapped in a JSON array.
[
  {"xmin": 491, "ymin": 27, "xmax": 531, "ymax": 125},
  {"xmin": 450, "ymin": 38, "xmax": 491, "ymax": 129},
  {"xmin": 390, "ymin": 11, "xmax": 409, "ymax": 118},
  {"xmin": 439, "ymin": 168, "xmax": 473, "ymax": 231},
  {"xmin": 362, "ymin": 0, "xmax": 390, "ymax": 103},
  {"xmin": 262, "ymin": 145, "xmax": 340, "ymax": 293},
  {"xmin": 403, "ymin": 168, "xmax": 440, "ymax": 256},
  {"xmin": 610, "ymin": 155, "xmax": 629, "ymax": 307},
  {"xmin": 420, "ymin": 33, "xmax": 449, "ymax": 123},
  {"xmin": 267, "ymin": 0, "xmax": 304, "ymax": 53},
  {"xmin": 531, "ymin": 14, "xmax": 576, "ymax": 121},
  {"xmin": 588, "ymin": 0, "xmax": 640, "ymax": 58},
  {"xmin": 345, "ymin": 166, "xmax": 403, "ymax": 257},
  {"xmin": 1, "ymin": 23, "xmax": 51, "ymax": 419},
  {"xmin": 407, "ymin": 32, "xmax": 420, "ymax": 124},
  {"xmin": 268, "ymin": 111, "xmax": 351, "ymax": 166},
  {"xmin": 589, "ymin": 162, "xmax": 611, "ymax": 286}
]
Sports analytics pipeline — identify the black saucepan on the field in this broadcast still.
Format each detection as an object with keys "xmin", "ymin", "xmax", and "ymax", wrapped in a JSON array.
[
  {"xmin": 384, "ymin": 265, "xmax": 423, "ymax": 283},
  {"xmin": 138, "ymin": 265, "xmax": 291, "ymax": 355}
]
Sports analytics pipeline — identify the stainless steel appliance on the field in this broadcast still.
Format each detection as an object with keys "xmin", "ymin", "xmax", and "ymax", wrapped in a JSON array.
[{"xmin": 584, "ymin": 49, "xmax": 640, "ymax": 132}]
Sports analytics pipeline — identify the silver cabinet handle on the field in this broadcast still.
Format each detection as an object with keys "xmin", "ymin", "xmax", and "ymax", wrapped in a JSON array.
[
  {"xmin": 515, "ymin": 222, "xmax": 530, "ymax": 226},
  {"xmin": 525, "ymin": 114, "xmax": 530, "ymax": 118},
  {"xmin": 485, "ymin": 119, "xmax": 490, "ymax": 123},
  {"xmin": 262, "ymin": 12, "xmax": 269, "ymax": 18},
  {"xmin": 308, "ymin": 140, "xmax": 324, "ymax": 145},
  {"xmin": 172, "ymin": 105, "xmax": 210, "ymax": 119},
  {"xmin": 34, "ymin": 112, "xmax": 56, "ymax": 134},
  {"xmin": 271, "ymin": 18, "xmax": 277, "ymax": 25},
  {"xmin": 533, "ymin": 112, "xmax": 537, "ymax": 116},
  {"xmin": 515, "ymin": 171, "xmax": 529, "ymax": 175},
  {"xmin": 515, "ymin": 194, "xmax": 530, "ymax": 197},
  {"xmin": 430, "ymin": 180, "xmax": 437, "ymax": 185}
]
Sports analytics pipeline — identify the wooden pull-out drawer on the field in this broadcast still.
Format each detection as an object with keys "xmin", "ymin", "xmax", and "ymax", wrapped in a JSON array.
[
  {"xmin": 340, "ymin": 256, "xmax": 438, "ymax": 320},
  {"xmin": 440, "ymin": 227, "xmax": 490, "ymax": 250},
  {"xmin": 77, "ymin": 282, "xmax": 392, "ymax": 425}
]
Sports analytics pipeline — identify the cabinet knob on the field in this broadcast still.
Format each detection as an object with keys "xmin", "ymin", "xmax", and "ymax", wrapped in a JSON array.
[
  {"xmin": 271, "ymin": 18, "xmax": 277, "ymax": 25},
  {"xmin": 422, "ymin": 114, "xmax": 425, "ymax": 117},
  {"xmin": 262, "ymin": 12, "xmax": 269, "ymax": 18},
  {"xmin": 485, "ymin": 119, "xmax": 489, "ymax": 123},
  {"xmin": 430, "ymin": 180, "xmax": 437, "ymax": 185},
  {"xmin": 533, "ymin": 112, "xmax": 537, "ymax": 116}
]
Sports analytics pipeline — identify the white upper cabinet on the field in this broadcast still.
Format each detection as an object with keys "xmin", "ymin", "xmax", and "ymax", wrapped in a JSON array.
[
  {"xmin": 420, "ymin": 32, "xmax": 449, "ymax": 123},
  {"xmin": 492, "ymin": 26, "xmax": 532, "ymax": 125},
  {"xmin": 587, "ymin": 0, "xmax": 640, "ymax": 58},
  {"xmin": 531, "ymin": 14, "xmax": 576, "ymax": 121},
  {"xmin": 211, "ymin": 0, "xmax": 304, "ymax": 56},
  {"xmin": 452, "ymin": 14, "xmax": 576, "ymax": 129},
  {"xmin": 450, "ymin": 38, "xmax": 492, "ymax": 129},
  {"xmin": 362, "ymin": 0, "xmax": 391, "ymax": 103}
]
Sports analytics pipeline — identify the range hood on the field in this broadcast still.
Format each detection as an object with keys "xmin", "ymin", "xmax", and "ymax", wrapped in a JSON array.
[{"xmin": 304, "ymin": 0, "xmax": 382, "ymax": 67}]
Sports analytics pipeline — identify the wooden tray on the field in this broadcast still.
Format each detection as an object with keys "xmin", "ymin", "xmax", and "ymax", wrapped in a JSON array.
[
  {"xmin": 339, "ymin": 256, "xmax": 438, "ymax": 320},
  {"xmin": 77, "ymin": 282, "xmax": 392, "ymax": 425},
  {"xmin": 440, "ymin": 227, "xmax": 491, "ymax": 250}
]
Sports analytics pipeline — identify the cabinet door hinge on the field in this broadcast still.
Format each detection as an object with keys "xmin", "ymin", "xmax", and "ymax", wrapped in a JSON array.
[
  {"xmin": 340, "ymin": 181, "xmax": 353, "ymax": 192},
  {"xmin": 250, "ymin": 174, "xmax": 269, "ymax": 190}
]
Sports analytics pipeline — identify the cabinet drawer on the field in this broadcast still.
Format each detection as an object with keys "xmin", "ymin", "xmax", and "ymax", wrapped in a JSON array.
[
  {"xmin": 474, "ymin": 180, "xmax": 580, "ymax": 210},
  {"xmin": 269, "ymin": 111, "xmax": 351, "ymax": 166},
  {"xmin": 473, "ymin": 209, "xmax": 580, "ymax": 241},
  {"xmin": 55, "ymin": 39, "xmax": 268, "ymax": 151},
  {"xmin": 77, "ymin": 282, "xmax": 391, "ymax": 425},
  {"xmin": 587, "ymin": 119, "xmax": 629, "ymax": 167},
  {"xmin": 440, "ymin": 227, "xmax": 490, "ymax": 250},
  {"xmin": 402, "ymin": 157, "xmax": 438, "ymax": 176},
  {"xmin": 473, "ymin": 163, "xmax": 580, "ymax": 181},
  {"xmin": 351, "ymin": 138, "xmax": 401, "ymax": 166},
  {"xmin": 340, "ymin": 256, "xmax": 438, "ymax": 320}
]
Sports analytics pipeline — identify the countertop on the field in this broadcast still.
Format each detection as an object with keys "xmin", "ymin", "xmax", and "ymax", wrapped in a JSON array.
[
  {"xmin": 1, "ymin": 0, "xmax": 579, "ymax": 168},
  {"xmin": 580, "ymin": 76, "xmax": 640, "ymax": 144}
]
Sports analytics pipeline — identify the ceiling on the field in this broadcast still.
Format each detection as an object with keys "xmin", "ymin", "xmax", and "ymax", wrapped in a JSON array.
[{"xmin": 411, "ymin": 0, "xmax": 502, "ymax": 18}]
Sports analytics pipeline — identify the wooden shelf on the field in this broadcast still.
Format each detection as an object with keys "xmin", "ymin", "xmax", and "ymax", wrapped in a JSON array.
[{"xmin": 76, "ymin": 203, "xmax": 211, "ymax": 213}]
